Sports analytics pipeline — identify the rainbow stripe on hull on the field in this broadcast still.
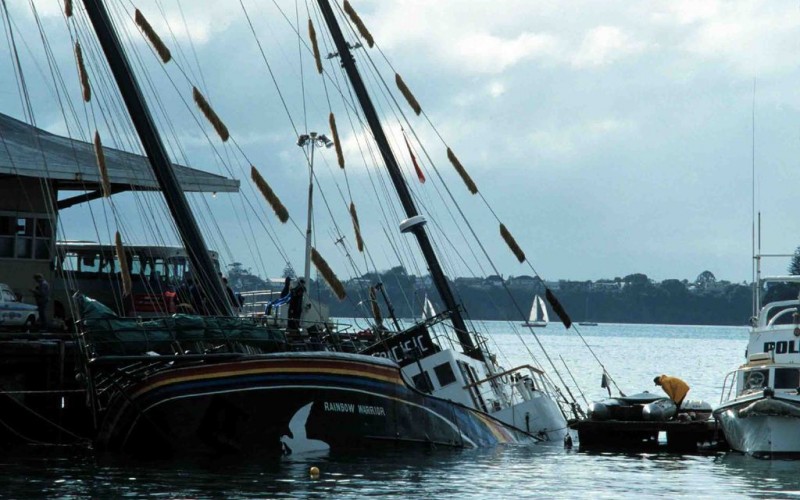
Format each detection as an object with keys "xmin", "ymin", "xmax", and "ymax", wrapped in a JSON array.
[{"xmin": 95, "ymin": 352, "xmax": 534, "ymax": 455}]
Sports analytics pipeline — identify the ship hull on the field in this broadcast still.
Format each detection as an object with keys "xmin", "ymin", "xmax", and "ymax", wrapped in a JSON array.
[
  {"xmin": 95, "ymin": 352, "xmax": 534, "ymax": 456},
  {"xmin": 715, "ymin": 396, "xmax": 800, "ymax": 457}
]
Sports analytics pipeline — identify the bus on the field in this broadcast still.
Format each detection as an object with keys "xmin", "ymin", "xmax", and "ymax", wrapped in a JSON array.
[{"xmin": 53, "ymin": 241, "xmax": 221, "ymax": 319}]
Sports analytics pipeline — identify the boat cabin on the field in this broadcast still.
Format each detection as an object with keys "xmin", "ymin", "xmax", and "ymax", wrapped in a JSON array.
[
  {"xmin": 745, "ymin": 295, "xmax": 800, "ymax": 363},
  {"xmin": 402, "ymin": 348, "xmax": 548, "ymax": 413},
  {"xmin": 388, "ymin": 323, "xmax": 555, "ymax": 432},
  {"xmin": 721, "ymin": 351, "xmax": 800, "ymax": 403}
]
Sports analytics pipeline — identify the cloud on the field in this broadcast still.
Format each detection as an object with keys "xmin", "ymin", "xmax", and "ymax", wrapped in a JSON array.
[
  {"xmin": 644, "ymin": 0, "xmax": 800, "ymax": 76},
  {"xmin": 488, "ymin": 81, "xmax": 506, "ymax": 98},
  {"xmin": 527, "ymin": 118, "xmax": 637, "ymax": 159},
  {"xmin": 364, "ymin": 1, "xmax": 565, "ymax": 74},
  {"xmin": 680, "ymin": 8, "xmax": 799, "ymax": 75},
  {"xmin": 571, "ymin": 26, "xmax": 647, "ymax": 68},
  {"xmin": 7, "ymin": 0, "xmax": 800, "ymax": 283},
  {"xmin": 663, "ymin": 0, "xmax": 721, "ymax": 25},
  {"xmin": 450, "ymin": 32, "xmax": 561, "ymax": 74}
]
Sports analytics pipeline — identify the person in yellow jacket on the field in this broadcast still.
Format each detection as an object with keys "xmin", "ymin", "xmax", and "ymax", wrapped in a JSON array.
[{"xmin": 654, "ymin": 375, "xmax": 690, "ymax": 407}]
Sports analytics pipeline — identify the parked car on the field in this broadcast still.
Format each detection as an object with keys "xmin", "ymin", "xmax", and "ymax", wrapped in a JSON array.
[{"xmin": 0, "ymin": 283, "xmax": 38, "ymax": 328}]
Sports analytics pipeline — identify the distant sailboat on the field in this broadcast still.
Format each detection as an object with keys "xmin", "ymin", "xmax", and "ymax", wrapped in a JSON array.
[
  {"xmin": 578, "ymin": 296, "xmax": 598, "ymax": 326},
  {"xmin": 522, "ymin": 295, "xmax": 548, "ymax": 327},
  {"xmin": 422, "ymin": 294, "xmax": 437, "ymax": 321}
]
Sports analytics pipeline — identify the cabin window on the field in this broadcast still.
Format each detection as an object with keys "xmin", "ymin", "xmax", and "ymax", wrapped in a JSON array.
[
  {"xmin": 0, "ymin": 216, "xmax": 14, "ymax": 235},
  {"xmin": 0, "ymin": 213, "xmax": 53, "ymax": 260},
  {"xmin": 434, "ymin": 362, "xmax": 457, "ymax": 387},
  {"xmin": 170, "ymin": 257, "xmax": 188, "ymax": 280},
  {"xmin": 774, "ymin": 368, "xmax": 800, "ymax": 389},
  {"xmin": 743, "ymin": 369, "xmax": 770, "ymax": 390},
  {"xmin": 80, "ymin": 253, "xmax": 101, "ymax": 273},
  {"xmin": 14, "ymin": 218, "xmax": 32, "ymax": 258},
  {"xmin": 412, "ymin": 371, "xmax": 433, "ymax": 392},
  {"xmin": 0, "ymin": 237, "xmax": 12, "ymax": 257},
  {"xmin": 15, "ymin": 237, "xmax": 32, "ymax": 258},
  {"xmin": 0, "ymin": 216, "xmax": 13, "ymax": 257},
  {"xmin": 129, "ymin": 255, "xmax": 143, "ymax": 276},
  {"xmin": 57, "ymin": 252, "xmax": 79, "ymax": 273}
]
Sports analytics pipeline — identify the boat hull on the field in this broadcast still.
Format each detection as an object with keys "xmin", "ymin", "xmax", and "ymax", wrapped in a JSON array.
[
  {"xmin": 95, "ymin": 352, "xmax": 535, "ymax": 456},
  {"xmin": 715, "ymin": 397, "xmax": 800, "ymax": 457}
]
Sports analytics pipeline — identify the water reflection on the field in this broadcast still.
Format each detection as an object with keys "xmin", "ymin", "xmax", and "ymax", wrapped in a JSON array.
[
  {"xmin": 4, "ymin": 442, "xmax": 800, "ymax": 498},
  {"xmin": 713, "ymin": 453, "xmax": 800, "ymax": 498}
]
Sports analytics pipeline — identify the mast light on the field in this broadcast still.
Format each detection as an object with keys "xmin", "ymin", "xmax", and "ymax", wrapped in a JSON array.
[{"xmin": 399, "ymin": 215, "xmax": 427, "ymax": 233}]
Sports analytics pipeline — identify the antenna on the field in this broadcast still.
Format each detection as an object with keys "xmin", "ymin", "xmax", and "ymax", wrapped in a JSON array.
[{"xmin": 751, "ymin": 79, "xmax": 757, "ymax": 317}]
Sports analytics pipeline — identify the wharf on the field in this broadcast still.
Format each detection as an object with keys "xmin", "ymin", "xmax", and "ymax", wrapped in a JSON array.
[
  {"xmin": 0, "ymin": 330, "xmax": 91, "ymax": 446},
  {"xmin": 570, "ymin": 418, "xmax": 728, "ymax": 452}
]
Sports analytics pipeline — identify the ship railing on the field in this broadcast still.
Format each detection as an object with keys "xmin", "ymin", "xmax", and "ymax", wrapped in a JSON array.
[
  {"xmin": 757, "ymin": 299, "xmax": 800, "ymax": 328},
  {"xmin": 719, "ymin": 369, "xmax": 737, "ymax": 404},
  {"xmin": 464, "ymin": 364, "xmax": 545, "ymax": 402},
  {"xmin": 422, "ymin": 311, "xmax": 456, "ymax": 339},
  {"xmin": 238, "ymin": 289, "xmax": 283, "ymax": 318},
  {"xmin": 318, "ymin": 321, "xmax": 385, "ymax": 354},
  {"xmin": 464, "ymin": 364, "xmax": 581, "ymax": 421},
  {"xmin": 85, "ymin": 351, "xmax": 270, "ymax": 412},
  {"xmin": 78, "ymin": 311, "xmax": 364, "ymax": 357},
  {"xmin": 427, "ymin": 328, "xmax": 459, "ymax": 352},
  {"xmin": 88, "ymin": 356, "xmax": 182, "ymax": 410},
  {"xmin": 423, "ymin": 317, "xmax": 494, "ymax": 357}
]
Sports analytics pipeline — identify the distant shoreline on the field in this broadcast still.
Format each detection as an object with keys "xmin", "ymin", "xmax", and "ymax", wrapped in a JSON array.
[{"xmin": 230, "ymin": 267, "xmax": 770, "ymax": 327}]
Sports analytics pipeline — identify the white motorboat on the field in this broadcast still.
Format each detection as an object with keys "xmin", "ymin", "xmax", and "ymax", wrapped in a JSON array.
[{"xmin": 714, "ymin": 275, "xmax": 800, "ymax": 457}]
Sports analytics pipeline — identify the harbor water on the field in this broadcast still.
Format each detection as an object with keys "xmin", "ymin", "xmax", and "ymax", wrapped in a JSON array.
[{"xmin": 4, "ymin": 322, "xmax": 800, "ymax": 499}]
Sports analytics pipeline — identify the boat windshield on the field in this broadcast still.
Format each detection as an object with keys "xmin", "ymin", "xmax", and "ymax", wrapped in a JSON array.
[
  {"xmin": 742, "ymin": 368, "xmax": 770, "ymax": 392},
  {"xmin": 774, "ymin": 368, "xmax": 800, "ymax": 389}
]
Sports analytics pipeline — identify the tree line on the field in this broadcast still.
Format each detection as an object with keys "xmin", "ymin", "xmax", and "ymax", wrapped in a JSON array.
[
  {"xmin": 228, "ymin": 264, "xmax": 754, "ymax": 325},
  {"xmin": 226, "ymin": 247, "xmax": 800, "ymax": 326}
]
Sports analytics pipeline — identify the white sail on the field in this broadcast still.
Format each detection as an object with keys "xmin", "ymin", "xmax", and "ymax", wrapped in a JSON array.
[
  {"xmin": 528, "ymin": 297, "xmax": 537, "ymax": 323},
  {"xmin": 537, "ymin": 295, "xmax": 550, "ymax": 323},
  {"xmin": 423, "ymin": 295, "xmax": 437, "ymax": 320},
  {"xmin": 528, "ymin": 295, "xmax": 548, "ymax": 324}
]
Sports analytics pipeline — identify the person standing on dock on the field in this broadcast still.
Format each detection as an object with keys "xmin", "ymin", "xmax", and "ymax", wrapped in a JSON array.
[
  {"xmin": 654, "ymin": 375, "xmax": 689, "ymax": 408},
  {"xmin": 30, "ymin": 273, "xmax": 50, "ymax": 330}
]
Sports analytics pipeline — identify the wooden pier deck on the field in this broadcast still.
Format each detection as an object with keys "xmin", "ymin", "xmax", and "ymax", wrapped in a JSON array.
[{"xmin": 570, "ymin": 418, "xmax": 727, "ymax": 452}]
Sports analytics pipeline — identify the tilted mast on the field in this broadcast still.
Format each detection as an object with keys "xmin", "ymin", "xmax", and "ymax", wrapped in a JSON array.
[
  {"xmin": 315, "ymin": 0, "xmax": 481, "ymax": 360},
  {"xmin": 81, "ymin": 0, "xmax": 231, "ymax": 316}
]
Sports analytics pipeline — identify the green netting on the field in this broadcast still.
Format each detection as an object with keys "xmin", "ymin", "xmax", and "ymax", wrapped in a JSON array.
[
  {"xmin": 75, "ymin": 294, "xmax": 286, "ymax": 356},
  {"xmin": 76, "ymin": 294, "xmax": 118, "ymax": 320}
]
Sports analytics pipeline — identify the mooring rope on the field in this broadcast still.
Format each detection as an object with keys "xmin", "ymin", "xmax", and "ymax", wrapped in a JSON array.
[{"xmin": 0, "ymin": 390, "xmax": 91, "ymax": 444}]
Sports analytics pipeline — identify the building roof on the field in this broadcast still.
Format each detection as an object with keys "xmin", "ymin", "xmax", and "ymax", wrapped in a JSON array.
[{"xmin": 0, "ymin": 113, "xmax": 238, "ymax": 193}]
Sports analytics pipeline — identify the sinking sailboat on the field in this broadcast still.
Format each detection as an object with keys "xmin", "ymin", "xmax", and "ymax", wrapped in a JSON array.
[
  {"xmin": 522, "ymin": 295, "xmax": 548, "ymax": 328},
  {"xmin": 59, "ymin": 0, "xmax": 581, "ymax": 456}
]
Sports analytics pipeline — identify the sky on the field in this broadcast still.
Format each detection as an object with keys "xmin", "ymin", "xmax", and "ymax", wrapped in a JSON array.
[{"xmin": 3, "ymin": 0, "xmax": 800, "ymax": 284}]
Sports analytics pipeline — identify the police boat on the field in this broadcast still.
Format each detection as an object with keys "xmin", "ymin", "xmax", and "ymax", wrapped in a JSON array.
[{"xmin": 714, "ymin": 276, "xmax": 800, "ymax": 457}]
